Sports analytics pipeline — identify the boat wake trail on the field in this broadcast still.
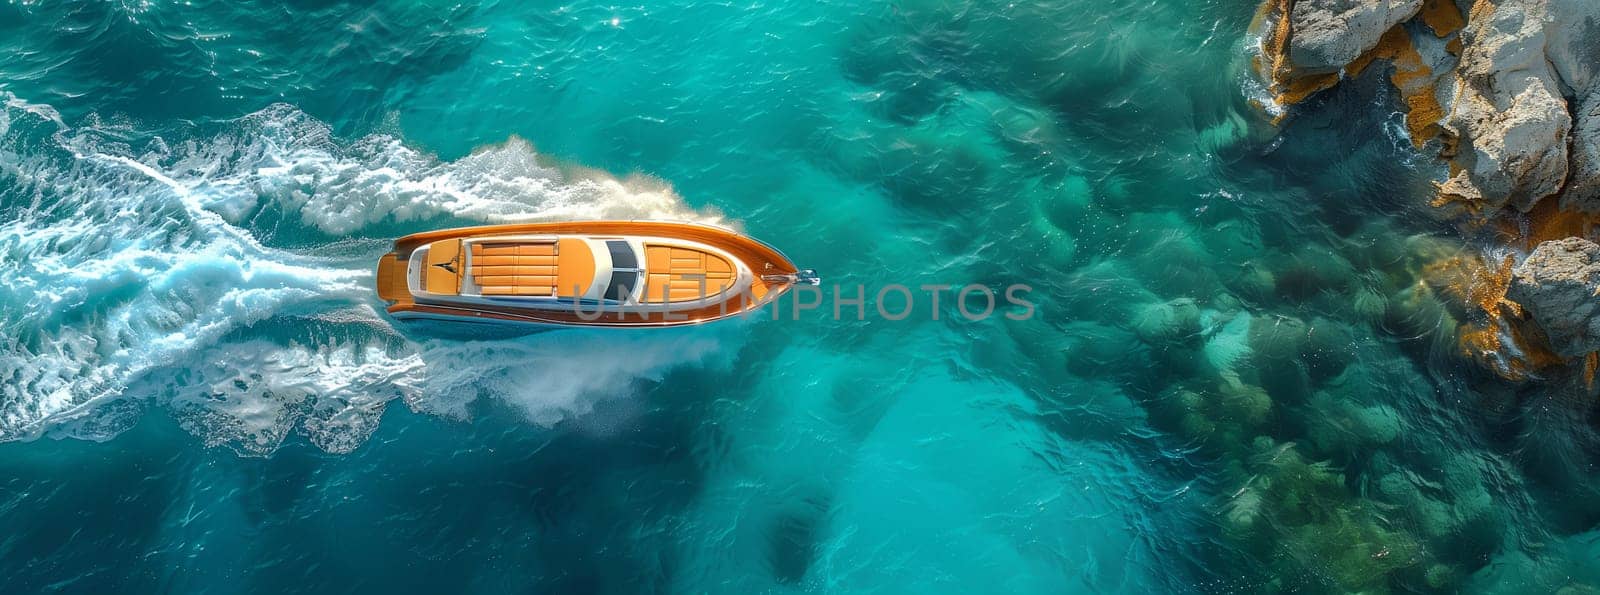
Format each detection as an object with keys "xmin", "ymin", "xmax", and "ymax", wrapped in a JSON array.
[{"xmin": 0, "ymin": 96, "xmax": 734, "ymax": 455}]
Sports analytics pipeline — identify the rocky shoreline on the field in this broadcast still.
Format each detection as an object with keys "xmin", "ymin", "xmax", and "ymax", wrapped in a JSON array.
[{"xmin": 1253, "ymin": 0, "xmax": 1600, "ymax": 384}]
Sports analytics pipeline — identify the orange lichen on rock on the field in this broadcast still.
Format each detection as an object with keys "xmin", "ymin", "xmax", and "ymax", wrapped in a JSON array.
[
  {"xmin": 1503, "ymin": 319, "xmax": 1569, "ymax": 378},
  {"xmin": 1251, "ymin": 0, "xmax": 1438, "ymax": 119},
  {"xmin": 1277, "ymin": 74, "xmax": 1341, "ymax": 106},
  {"xmin": 1455, "ymin": 308, "xmax": 1565, "ymax": 381},
  {"xmin": 1423, "ymin": 252, "xmax": 1565, "ymax": 381},
  {"xmin": 1465, "ymin": 0, "xmax": 1496, "ymax": 23},
  {"xmin": 1472, "ymin": 255, "xmax": 1521, "ymax": 318},
  {"xmin": 1345, "ymin": 28, "xmax": 1445, "ymax": 147},
  {"xmin": 1253, "ymin": 0, "xmax": 1340, "ymax": 111},
  {"xmin": 1458, "ymin": 322, "xmax": 1525, "ymax": 379},
  {"xmin": 1391, "ymin": 51, "xmax": 1445, "ymax": 147},
  {"xmin": 1424, "ymin": 253, "xmax": 1520, "ymax": 319},
  {"xmin": 1344, "ymin": 44, "xmax": 1383, "ymax": 79},
  {"xmin": 1261, "ymin": 0, "xmax": 1295, "ymax": 82},
  {"xmin": 1501, "ymin": 321, "xmax": 1566, "ymax": 380},
  {"xmin": 1418, "ymin": 0, "xmax": 1465, "ymax": 38},
  {"xmin": 1494, "ymin": 199, "xmax": 1600, "ymax": 251},
  {"xmin": 1436, "ymin": 173, "xmax": 1600, "ymax": 383},
  {"xmin": 1352, "ymin": 28, "xmax": 1445, "ymax": 148}
]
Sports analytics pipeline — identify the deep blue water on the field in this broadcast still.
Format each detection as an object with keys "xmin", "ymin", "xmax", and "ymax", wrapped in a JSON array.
[{"xmin": 5, "ymin": 1, "xmax": 1600, "ymax": 593}]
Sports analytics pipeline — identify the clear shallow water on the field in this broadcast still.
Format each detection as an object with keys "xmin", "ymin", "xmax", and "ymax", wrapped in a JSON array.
[{"xmin": 5, "ymin": 0, "xmax": 1600, "ymax": 593}]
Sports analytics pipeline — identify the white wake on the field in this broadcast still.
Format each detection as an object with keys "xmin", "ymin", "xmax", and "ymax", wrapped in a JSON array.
[{"xmin": 0, "ymin": 98, "xmax": 736, "ymax": 454}]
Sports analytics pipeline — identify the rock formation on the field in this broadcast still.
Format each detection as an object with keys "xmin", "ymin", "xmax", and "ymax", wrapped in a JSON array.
[
  {"xmin": 1438, "ymin": 0, "xmax": 1572, "ymax": 213},
  {"xmin": 1287, "ymin": 0, "xmax": 1424, "ymax": 74},
  {"xmin": 1508, "ymin": 238, "xmax": 1600, "ymax": 357},
  {"xmin": 1257, "ymin": 0, "xmax": 1600, "ymax": 216},
  {"xmin": 1252, "ymin": 0, "xmax": 1600, "ymax": 378}
]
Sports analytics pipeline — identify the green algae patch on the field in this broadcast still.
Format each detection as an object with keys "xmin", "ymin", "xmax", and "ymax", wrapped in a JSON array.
[{"xmin": 1223, "ymin": 439, "xmax": 1429, "ymax": 593}]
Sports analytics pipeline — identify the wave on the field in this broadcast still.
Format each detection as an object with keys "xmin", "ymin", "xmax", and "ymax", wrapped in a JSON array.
[{"xmin": 0, "ymin": 96, "xmax": 735, "ymax": 454}]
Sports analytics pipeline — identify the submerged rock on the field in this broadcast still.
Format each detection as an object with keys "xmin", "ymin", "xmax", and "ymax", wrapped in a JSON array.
[
  {"xmin": 1223, "ymin": 438, "xmax": 1430, "ymax": 592},
  {"xmin": 1131, "ymin": 298, "xmax": 1202, "ymax": 347},
  {"xmin": 1508, "ymin": 238, "xmax": 1600, "ymax": 357},
  {"xmin": 1351, "ymin": 286, "xmax": 1389, "ymax": 323}
]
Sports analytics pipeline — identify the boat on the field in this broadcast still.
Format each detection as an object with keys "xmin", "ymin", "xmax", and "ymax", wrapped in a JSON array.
[{"xmin": 375, "ymin": 221, "xmax": 819, "ymax": 328}]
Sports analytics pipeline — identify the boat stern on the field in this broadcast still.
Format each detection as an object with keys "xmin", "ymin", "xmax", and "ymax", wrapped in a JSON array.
[{"xmin": 375, "ymin": 252, "xmax": 411, "ymax": 306}]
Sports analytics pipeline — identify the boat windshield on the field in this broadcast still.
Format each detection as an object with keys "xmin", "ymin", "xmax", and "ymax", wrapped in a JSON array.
[
  {"xmin": 602, "ymin": 240, "xmax": 640, "ymax": 301},
  {"xmin": 603, "ymin": 270, "xmax": 638, "ymax": 301},
  {"xmin": 607, "ymin": 240, "xmax": 638, "ymax": 269}
]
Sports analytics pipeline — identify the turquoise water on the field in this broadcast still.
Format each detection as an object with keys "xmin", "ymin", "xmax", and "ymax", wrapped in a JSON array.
[{"xmin": 6, "ymin": 0, "xmax": 1600, "ymax": 592}]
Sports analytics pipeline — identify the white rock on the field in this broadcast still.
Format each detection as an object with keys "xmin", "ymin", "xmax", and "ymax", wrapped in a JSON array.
[
  {"xmin": 1543, "ymin": 0, "xmax": 1600, "ymax": 95},
  {"xmin": 1287, "ymin": 0, "xmax": 1424, "ymax": 74},
  {"xmin": 1439, "ymin": 0, "xmax": 1571, "ymax": 213},
  {"xmin": 1562, "ymin": 91, "xmax": 1600, "ymax": 212},
  {"xmin": 1546, "ymin": 0, "xmax": 1600, "ymax": 212},
  {"xmin": 1507, "ymin": 238, "xmax": 1600, "ymax": 357}
]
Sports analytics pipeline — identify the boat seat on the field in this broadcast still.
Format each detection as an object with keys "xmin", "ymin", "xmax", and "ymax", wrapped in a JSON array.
[
  {"xmin": 644, "ymin": 244, "xmax": 736, "ymax": 303},
  {"xmin": 472, "ymin": 241, "xmax": 559, "ymax": 296},
  {"xmin": 469, "ymin": 238, "xmax": 596, "ymax": 298}
]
